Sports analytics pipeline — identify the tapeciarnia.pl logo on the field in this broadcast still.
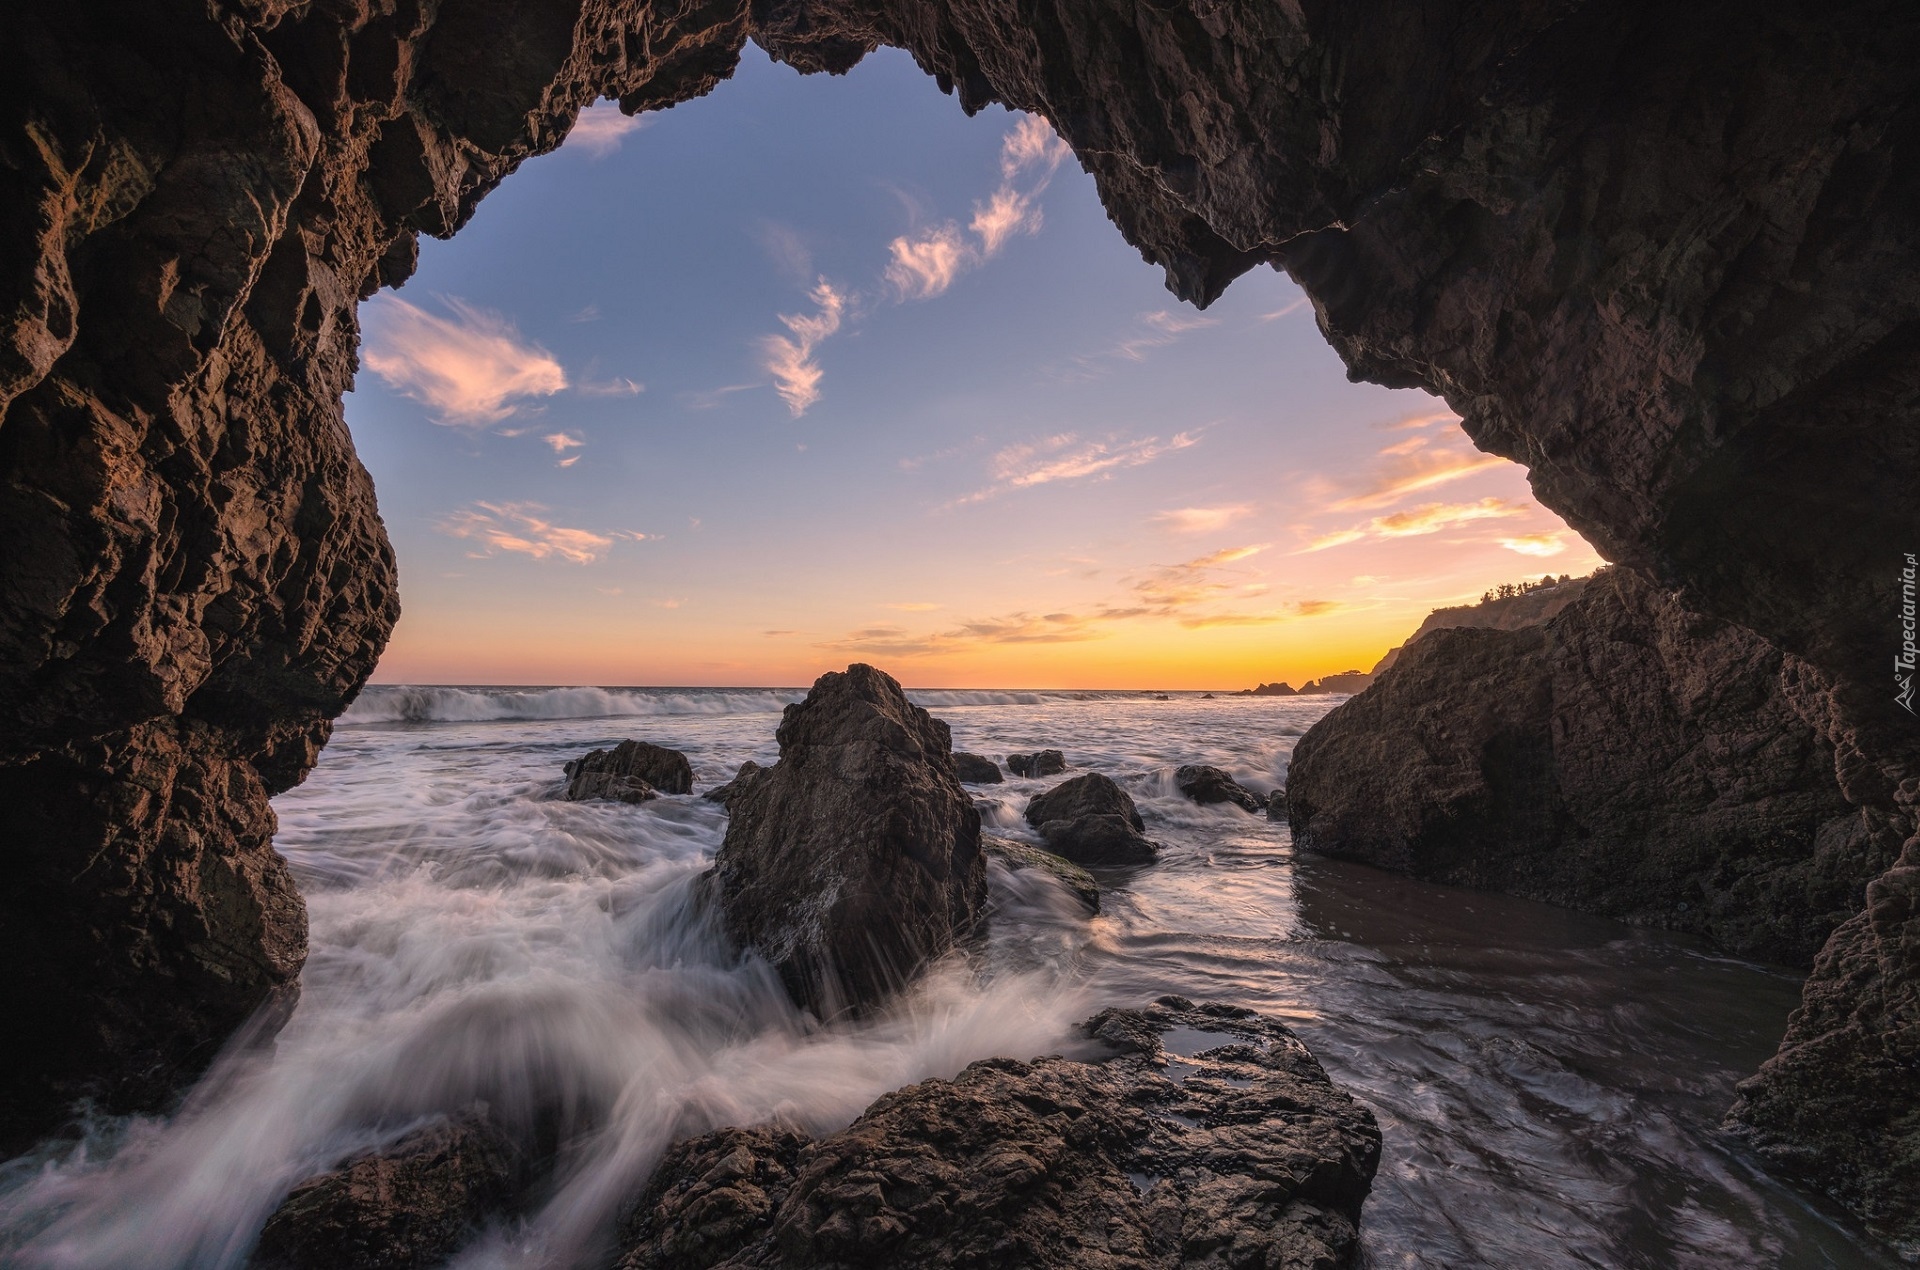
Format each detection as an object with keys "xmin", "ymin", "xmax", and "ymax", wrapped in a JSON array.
[{"xmin": 1900, "ymin": 552, "xmax": 1917, "ymax": 714}]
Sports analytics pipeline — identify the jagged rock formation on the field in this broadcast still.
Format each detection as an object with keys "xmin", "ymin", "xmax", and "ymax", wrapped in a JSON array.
[
  {"xmin": 252, "ymin": 1113, "xmax": 520, "ymax": 1270},
  {"xmin": 1174, "ymin": 764, "xmax": 1262, "ymax": 813},
  {"xmin": 562, "ymin": 739, "xmax": 693, "ymax": 802},
  {"xmin": 4, "ymin": 0, "xmax": 1918, "ymax": 1248},
  {"xmin": 614, "ymin": 1000, "xmax": 1381, "ymax": 1270},
  {"xmin": 703, "ymin": 759, "xmax": 768, "ymax": 809},
  {"xmin": 1289, "ymin": 569, "xmax": 1898, "ymax": 967},
  {"xmin": 707, "ymin": 665, "xmax": 985, "ymax": 1017},
  {"xmin": 953, "ymin": 751, "xmax": 1003, "ymax": 784},
  {"xmin": 1371, "ymin": 576, "xmax": 1589, "ymax": 675},
  {"xmin": 1025, "ymin": 772, "xmax": 1158, "ymax": 867}
]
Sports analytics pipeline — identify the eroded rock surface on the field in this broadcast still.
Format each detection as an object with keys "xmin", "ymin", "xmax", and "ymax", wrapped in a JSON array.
[
  {"xmin": 704, "ymin": 760, "xmax": 769, "ymax": 809},
  {"xmin": 1025, "ymin": 773, "xmax": 1158, "ymax": 867},
  {"xmin": 615, "ymin": 999, "xmax": 1380, "ymax": 1270},
  {"xmin": 1288, "ymin": 570, "xmax": 1897, "ymax": 968},
  {"xmin": 252, "ymin": 1113, "xmax": 519, "ymax": 1270},
  {"xmin": 563, "ymin": 740, "xmax": 693, "ymax": 802},
  {"xmin": 707, "ymin": 664, "xmax": 985, "ymax": 1017}
]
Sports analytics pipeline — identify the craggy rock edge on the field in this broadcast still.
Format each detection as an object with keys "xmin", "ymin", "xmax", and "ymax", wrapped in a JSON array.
[{"xmin": 2, "ymin": 0, "xmax": 1917, "ymax": 1250}]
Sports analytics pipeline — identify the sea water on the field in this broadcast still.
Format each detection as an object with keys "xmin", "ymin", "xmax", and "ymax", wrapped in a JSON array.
[{"xmin": 0, "ymin": 688, "xmax": 1891, "ymax": 1268}]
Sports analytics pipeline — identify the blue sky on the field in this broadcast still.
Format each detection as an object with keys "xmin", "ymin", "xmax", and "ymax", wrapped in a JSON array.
[{"xmin": 349, "ymin": 47, "xmax": 1599, "ymax": 687}]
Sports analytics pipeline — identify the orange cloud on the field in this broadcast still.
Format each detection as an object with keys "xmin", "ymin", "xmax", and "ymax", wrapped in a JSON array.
[
  {"xmin": 953, "ymin": 431, "xmax": 1200, "ymax": 506},
  {"xmin": 760, "ymin": 278, "xmax": 846, "ymax": 416},
  {"xmin": 1329, "ymin": 436, "xmax": 1510, "ymax": 511},
  {"xmin": 1498, "ymin": 532, "xmax": 1569, "ymax": 557},
  {"xmin": 1152, "ymin": 505, "xmax": 1252, "ymax": 534},
  {"xmin": 361, "ymin": 296, "xmax": 567, "ymax": 424},
  {"xmin": 1300, "ymin": 497, "xmax": 1529, "ymax": 551},
  {"xmin": 437, "ymin": 502, "xmax": 615, "ymax": 565}
]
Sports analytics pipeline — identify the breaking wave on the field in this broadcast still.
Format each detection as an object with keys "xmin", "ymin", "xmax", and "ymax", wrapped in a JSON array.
[{"xmin": 340, "ymin": 685, "xmax": 1161, "ymax": 725}]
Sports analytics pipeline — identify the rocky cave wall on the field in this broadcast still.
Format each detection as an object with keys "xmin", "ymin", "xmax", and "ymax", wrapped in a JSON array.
[{"xmin": 3, "ymin": 0, "xmax": 1917, "ymax": 1251}]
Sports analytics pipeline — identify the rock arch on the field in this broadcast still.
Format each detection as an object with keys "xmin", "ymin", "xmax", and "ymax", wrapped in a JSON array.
[{"xmin": 4, "ymin": 0, "xmax": 1916, "ymax": 1247}]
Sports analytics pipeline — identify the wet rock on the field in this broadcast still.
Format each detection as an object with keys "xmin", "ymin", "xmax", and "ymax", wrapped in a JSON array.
[
  {"xmin": 707, "ymin": 665, "xmax": 985, "ymax": 1017},
  {"xmin": 703, "ymin": 760, "xmax": 768, "ymax": 809},
  {"xmin": 1288, "ymin": 570, "xmax": 1893, "ymax": 968},
  {"xmin": 252, "ymin": 1113, "xmax": 518, "ymax": 1270},
  {"xmin": 1006, "ymin": 750, "xmax": 1067, "ymax": 778},
  {"xmin": 563, "ymin": 741, "xmax": 692, "ymax": 803},
  {"xmin": 1174, "ymin": 765, "xmax": 1263, "ymax": 813},
  {"xmin": 1267, "ymin": 788, "xmax": 1288, "ymax": 821},
  {"xmin": 1025, "ymin": 774, "xmax": 1158, "ymax": 867},
  {"xmin": 953, "ymin": 752, "xmax": 1003, "ymax": 784},
  {"xmin": 982, "ymin": 836, "xmax": 1100, "ymax": 913},
  {"xmin": 615, "ymin": 999, "xmax": 1379, "ymax": 1270}
]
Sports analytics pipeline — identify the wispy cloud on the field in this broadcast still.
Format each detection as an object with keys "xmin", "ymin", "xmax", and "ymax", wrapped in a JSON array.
[
  {"xmin": 1376, "ymin": 408, "xmax": 1462, "ymax": 432},
  {"xmin": 951, "ymin": 430, "xmax": 1199, "ymax": 507},
  {"xmin": 886, "ymin": 602, "xmax": 942, "ymax": 611},
  {"xmin": 760, "ymin": 278, "xmax": 847, "ymax": 416},
  {"xmin": 883, "ymin": 115, "xmax": 1071, "ymax": 302},
  {"xmin": 566, "ymin": 102, "xmax": 648, "ymax": 157},
  {"xmin": 1056, "ymin": 309, "xmax": 1220, "ymax": 380},
  {"xmin": 578, "ymin": 376, "xmax": 643, "ymax": 397},
  {"xmin": 360, "ymin": 296, "xmax": 566, "ymax": 424},
  {"xmin": 1298, "ymin": 497, "xmax": 1528, "ymax": 552},
  {"xmin": 543, "ymin": 431, "xmax": 586, "ymax": 468},
  {"xmin": 1498, "ymin": 532, "xmax": 1568, "ymax": 557},
  {"xmin": 436, "ymin": 502, "xmax": 614, "ymax": 565},
  {"xmin": 1328, "ymin": 434, "xmax": 1509, "ymax": 511},
  {"xmin": 1153, "ymin": 504, "xmax": 1251, "ymax": 534},
  {"xmin": 1259, "ymin": 296, "xmax": 1312, "ymax": 322}
]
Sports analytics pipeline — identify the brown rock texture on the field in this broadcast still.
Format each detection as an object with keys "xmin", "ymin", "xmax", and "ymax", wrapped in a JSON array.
[
  {"xmin": 252, "ymin": 1112, "xmax": 520, "ymax": 1270},
  {"xmin": 1371, "ymin": 577, "xmax": 1589, "ymax": 674},
  {"xmin": 707, "ymin": 664, "xmax": 985, "ymax": 1017},
  {"xmin": 1288, "ymin": 569, "xmax": 1898, "ymax": 967},
  {"xmin": 563, "ymin": 739, "xmax": 694, "ymax": 802},
  {"xmin": 4, "ymin": 0, "xmax": 1919, "ymax": 1248},
  {"xmin": 614, "ymin": 999, "xmax": 1381, "ymax": 1270}
]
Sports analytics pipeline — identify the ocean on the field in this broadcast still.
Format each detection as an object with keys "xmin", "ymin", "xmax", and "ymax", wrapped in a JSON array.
[{"xmin": 0, "ymin": 686, "xmax": 1888, "ymax": 1267}]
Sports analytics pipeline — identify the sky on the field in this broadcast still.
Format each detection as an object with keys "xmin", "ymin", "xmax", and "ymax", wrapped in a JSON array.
[{"xmin": 349, "ymin": 47, "xmax": 1604, "ymax": 689}]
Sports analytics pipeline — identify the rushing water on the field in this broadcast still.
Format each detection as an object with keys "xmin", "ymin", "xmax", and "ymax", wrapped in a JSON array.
[{"xmin": 0, "ymin": 687, "xmax": 1891, "ymax": 1268}]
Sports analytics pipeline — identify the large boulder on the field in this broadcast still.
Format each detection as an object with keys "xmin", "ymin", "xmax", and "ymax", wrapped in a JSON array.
[
  {"xmin": 1006, "ymin": 750, "xmax": 1066, "ymax": 778},
  {"xmin": 252, "ymin": 1113, "xmax": 519, "ymax": 1270},
  {"xmin": 1174, "ymin": 764, "xmax": 1263, "ymax": 813},
  {"xmin": 563, "ymin": 741, "xmax": 693, "ymax": 803},
  {"xmin": 952, "ymin": 752, "xmax": 1003, "ymax": 784},
  {"xmin": 1287, "ymin": 569, "xmax": 1894, "ymax": 968},
  {"xmin": 1024, "ymin": 773, "xmax": 1158, "ymax": 867},
  {"xmin": 707, "ymin": 665, "xmax": 985, "ymax": 1017},
  {"xmin": 615, "ymin": 1000, "xmax": 1380, "ymax": 1270}
]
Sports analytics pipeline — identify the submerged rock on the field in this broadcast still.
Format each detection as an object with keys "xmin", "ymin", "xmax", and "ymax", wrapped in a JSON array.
[
  {"xmin": 252, "ymin": 1113, "xmax": 518, "ymax": 1270},
  {"xmin": 563, "ymin": 741, "xmax": 693, "ymax": 803},
  {"xmin": 1174, "ymin": 764, "xmax": 1263, "ymax": 813},
  {"xmin": 1288, "ymin": 570, "xmax": 1891, "ymax": 968},
  {"xmin": 1024, "ymin": 773, "xmax": 1158, "ymax": 867},
  {"xmin": 615, "ymin": 999, "xmax": 1380, "ymax": 1270},
  {"xmin": 1267, "ymin": 788, "xmax": 1288, "ymax": 821},
  {"xmin": 1006, "ymin": 750, "xmax": 1067, "ymax": 778},
  {"xmin": 982, "ymin": 836, "xmax": 1100, "ymax": 913},
  {"xmin": 702, "ymin": 760, "xmax": 767, "ymax": 809},
  {"xmin": 953, "ymin": 752, "xmax": 1003, "ymax": 784},
  {"xmin": 707, "ymin": 665, "xmax": 985, "ymax": 1018}
]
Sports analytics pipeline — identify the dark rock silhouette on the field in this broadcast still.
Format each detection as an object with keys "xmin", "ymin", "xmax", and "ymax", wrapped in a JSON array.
[
  {"xmin": 1024, "ymin": 773, "xmax": 1158, "ymax": 866},
  {"xmin": 1006, "ymin": 749, "xmax": 1066, "ymax": 778},
  {"xmin": 562, "ymin": 740, "xmax": 693, "ymax": 803},
  {"xmin": 1297, "ymin": 671, "xmax": 1373, "ymax": 695},
  {"xmin": 252, "ymin": 1113, "xmax": 518, "ymax": 1270},
  {"xmin": 707, "ymin": 665, "xmax": 984, "ymax": 1018},
  {"xmin": 982, "ymin": 836, "xmax": 1099, "ymax": 913},
  {"xmin": 702, "ymin": 760, "xmax": 767, "ymax": 809},
  {"xmin": 1289, "ymin": 570, "xmax": 1894, "ymax": 969},
  {"xmin": 1174, "ymin": 764, "xmax": 1263, "ymax": 813},
  {"xmin": 1371, "ymin": 576, "xmax": 1590, "ymax": 675},
  {"xmin": 952, "ymin": 752, "xmax": 1003, "ymax": 784},
  {"xmin": 1238, "ymin": 682, "xmax": 1297, "ymax": 697},
  {"xmin": 614, "ymin": 1000, "xmax": 1380, "ymax": 1270}
]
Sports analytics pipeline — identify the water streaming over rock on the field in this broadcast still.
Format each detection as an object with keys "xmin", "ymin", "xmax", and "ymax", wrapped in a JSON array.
[{"xmin": 0, "ymin": 689, "xmax": 1890, "ymax": 1268}]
